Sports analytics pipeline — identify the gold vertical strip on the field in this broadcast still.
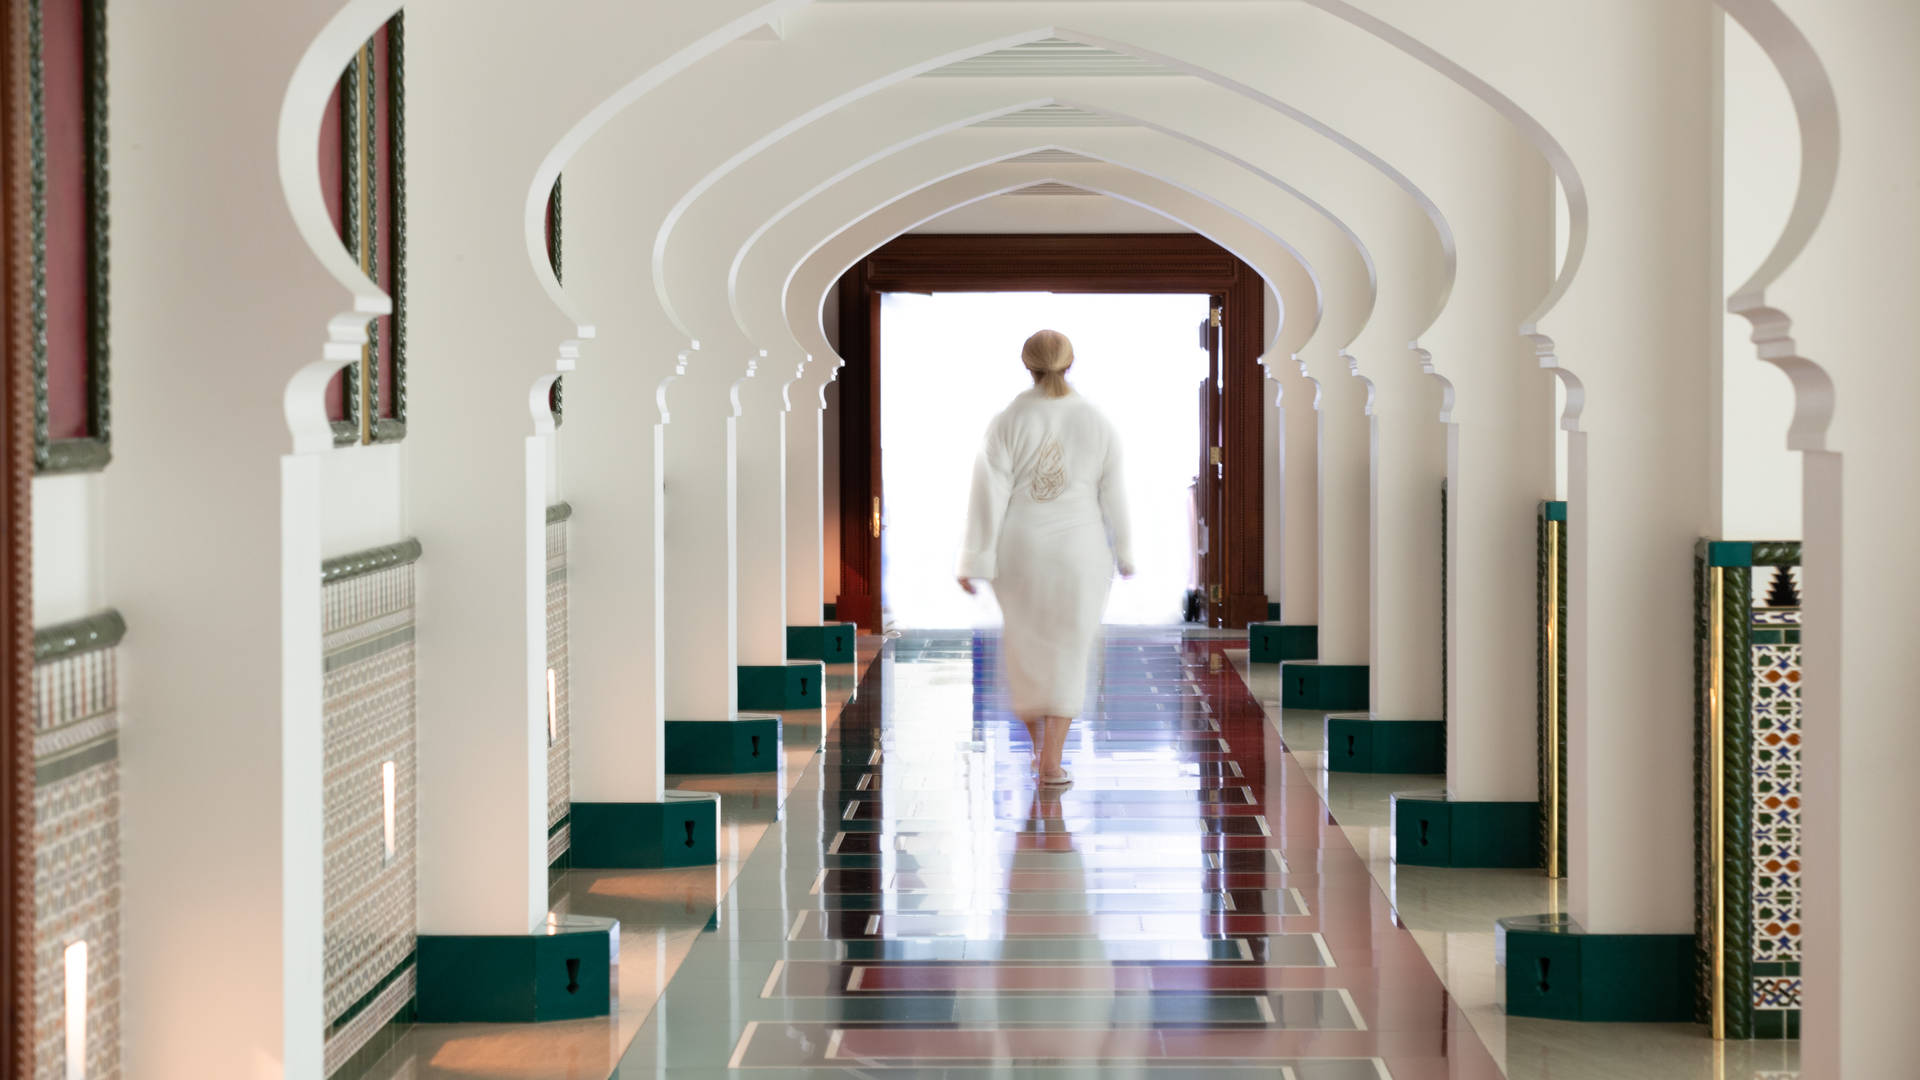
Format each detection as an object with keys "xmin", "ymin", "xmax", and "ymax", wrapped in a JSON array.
[
  {"xmin": 354, "ymin": 42, "xmax": 373, "ymax": 445},
  {"xmin": 1709, "ymin": 565, "xmax": 1727, "ymax": 1040},
  {"xmin": 1545, "ymin": 520, "xmax": 1560, "ymax": 879}
]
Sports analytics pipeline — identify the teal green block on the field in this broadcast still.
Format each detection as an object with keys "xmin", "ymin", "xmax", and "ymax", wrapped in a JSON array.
[
  {"xmin": 738, "ymin": 662, "xmax": 824, "ymax": 710},
  {"xmin": 1708, "ymin": 541, "xmax": 1754, "ymax": 567},
  {"xmin": 1279, "ymin": 662, "xmax": 1368, "ymax": 710},
  {"xmin": 1249, "ymin": 623, "xmax": 1318, "ymax": 664},
  {"xmin": 1267, "ymin": 601, "xmax": 1281, "ymax": 621},
  {"xmin": 787, "ymin": 622, "xmax": 857, "ymax": 664},
  {"xmin": 415, "ymin": 916, "xmax": 616, "ymax": 1023},
  {"xmin": 1499, "ymin": 914, "xmax": 1694, "ymax": 1022},
  {"xmin": 1392, "ymin": 794, "xmax": 1540, "ymax": 867},
  {"xmin": 1543, "ymin": 500, "xmax": 1568, "ymax": 522},
  {"xmin": 665, "ymin": 715, "xmax": 781, "ymax": 774},
  {"xmin": 569, "ymin": 792, "xmax": 718, "ymax": 868},
  {"xmin": 822, "ymin": 602, "xmax": 837, "ymax": 621},
  {"xmin": 1326, "ymin": 715, "xmax": 1443, "ymax": 773}
]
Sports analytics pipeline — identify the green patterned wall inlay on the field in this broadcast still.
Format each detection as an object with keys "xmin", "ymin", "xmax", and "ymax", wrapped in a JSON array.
[{"xmin": 1695, "ymin": 539, "xmax": 1803, "ymax": 1040}]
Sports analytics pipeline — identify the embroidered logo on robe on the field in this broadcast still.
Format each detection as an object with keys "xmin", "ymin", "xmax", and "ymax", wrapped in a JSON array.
[{"xmin": 1030, "ymin": 439, "xmax": 1067, "ymax": 501}]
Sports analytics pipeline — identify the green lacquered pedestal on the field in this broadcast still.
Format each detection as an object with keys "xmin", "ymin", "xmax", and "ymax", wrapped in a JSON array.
[
  {"xmin": 415, "ymin": 915, "xmax": 617, "ymax": 1023},
  {"xmin": 1325, "ymin": 714, "xmax": 1444, "ymax": 773},
  {"xmin": 1279, "ymin": 661, "xmax": 1369, "ymax": 710},
  {"xmin": 665, "ymin": 714, "xmax": 781, "ymax": 774},
  {"xmin": 738, "ymin": 661, "xmax": 825, "ymax": 710},
  {"xmin": 787, "ymin": 622, "xmax": 857, "ymax": 664},
  {"xmin": 569, "ymin": 790, "xmax": 719, "ymax": 868},
  {"xmin": 1497, "ymin": 913, "xmax": 1693, "ymax": 1021},
  {"xmin": 1391, "ymin": 791, "xmax": 1540, "ymax": 868},
  {"xmin": 1248, "ymin": 623, "xmax": 1318, "ymax": 664}
]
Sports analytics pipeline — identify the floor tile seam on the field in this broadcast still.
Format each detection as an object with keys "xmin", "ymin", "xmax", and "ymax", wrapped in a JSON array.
[
  {"xmin": 609, "ymin": 648, "xmax": 885, "ymax": 1077},
  {"xmin": 1222, "ymin": 647, "xmax": 1505, "ymax": 1073}
]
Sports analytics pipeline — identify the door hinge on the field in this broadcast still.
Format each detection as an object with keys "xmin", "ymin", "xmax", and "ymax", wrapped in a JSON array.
[
  {"xmin": 871, "ymin": 495, "xmax": 882, "ymax": 539},
  {"xmin": 1209, "ymin": 306, "xmax": 1223, "ymax": 328},
  {"xmin": 1209, "ymin": 445, "xmax": 1224, "ymax": 466}
]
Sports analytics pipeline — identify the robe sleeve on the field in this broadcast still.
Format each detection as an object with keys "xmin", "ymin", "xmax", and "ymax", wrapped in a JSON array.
[
  {"xmin": 957, "ymin": 419, "xmax": 1013, "ymax": 580},
  {"xmin": 1099, "ymin": 424, "xmax": 1135, "ymax": 575}
]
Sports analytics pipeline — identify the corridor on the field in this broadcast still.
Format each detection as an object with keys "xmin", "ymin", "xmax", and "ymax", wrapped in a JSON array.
[{"xmin": 618, "ymin": 631, "xmax": 1495, "ymax": 1076}]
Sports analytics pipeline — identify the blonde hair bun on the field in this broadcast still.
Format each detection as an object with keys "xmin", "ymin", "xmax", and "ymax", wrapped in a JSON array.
[{"xmin": 1021, "ymin": 329, "xmax": 1075, "ymax": 398}]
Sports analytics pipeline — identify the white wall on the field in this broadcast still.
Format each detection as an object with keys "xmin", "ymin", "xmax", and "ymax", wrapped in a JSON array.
[
  {"xmin": 318, "ymin": 442, "xmax": 406, "ymax": 558},
  {"xmin": 31, "ymin": 474, "xmax": 105, "ymax": 625},
  {"xmin": 1717, "ymin": 12, "xmax": 1802, "ymax": 540}
]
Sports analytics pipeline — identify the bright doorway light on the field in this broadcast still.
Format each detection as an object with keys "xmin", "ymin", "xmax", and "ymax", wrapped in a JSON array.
[{"xmin": 881, "ymin": 291, "xmax": 1210, "ymax": 629}]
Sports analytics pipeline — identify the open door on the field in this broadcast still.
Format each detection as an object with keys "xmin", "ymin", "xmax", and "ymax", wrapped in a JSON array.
[
  {"xmin": 1199, "ymin": 296, "xmax": 1227, "ymax": 626},
  {"xmin": 834, "ymin": 262, "xmax": 884, "ymax": 630},
  {"xmin": 833, "ymin": 234, "xmax": 1266, "ymax": 634}
]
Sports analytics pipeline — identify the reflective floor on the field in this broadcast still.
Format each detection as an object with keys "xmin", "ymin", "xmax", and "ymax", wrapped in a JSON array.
[
  {"xmin": 613, "ymin": 631, "xmax": 1502, "ymax": 1077},
  {"xmin": 377, "ymin": 629, "xmax": 1803, "ymax": 1078}
]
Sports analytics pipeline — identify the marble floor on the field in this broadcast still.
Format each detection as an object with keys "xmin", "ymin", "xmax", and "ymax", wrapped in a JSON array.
[
  {"xmin": 367, "ymin": 639, "xmax": 885, "ymax": 1079},
  {"xmin": 372, "ymin": 629, "xmax": 1802, "ymax": 1078}
]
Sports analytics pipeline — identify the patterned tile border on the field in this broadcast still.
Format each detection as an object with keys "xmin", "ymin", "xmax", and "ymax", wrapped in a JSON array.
[{"xmin": 31, "ymin": 622, "xmax": 123, "ymax": 1080}]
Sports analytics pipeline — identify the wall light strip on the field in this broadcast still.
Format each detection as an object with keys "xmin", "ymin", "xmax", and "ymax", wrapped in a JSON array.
[
  {"xmin": 547, "ymin": 667, "xmax": 559, "ymax": 746},
  {"xmin": 64, "ymin": 939, "xmax": 88, "ymax": 1079}
]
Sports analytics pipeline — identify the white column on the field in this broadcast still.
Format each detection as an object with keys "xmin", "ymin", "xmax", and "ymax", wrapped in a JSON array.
[
  {"xmin": 736, "ymin": 359, "xmax": 797, "ymax": 665},
  {"xmin": 1312, "ymin": 356, "xmax": 1371, "ymax": 665},
  {"xmin": 1732, "ymin": 1, "xmax": 1920, "ymax": 1070},
  {"xmin": 1278, "ymin": 364, "xmax": 1320, "ymax": 627},
  {"xmin": 662, "ymin": 370, "xmax": 745, "ymax": 722},
  {"xmin": 1429, "ymin": 132, "xmax": 1557, "ymax": 802},
  {"xmin": 561, "ymin": 130, "xmax": 668, "ymax": 804},
  {"xmin": 784, "ymin": 382, "xmax": 830, "ymax": 628},
  {"xmin": 1354, "ymin": 200, "xmax": 1450, "ymax": 720},
  {"xmin": 1504, "ymin": 3, "xmax": 1719, "ymax": 934},
  {"xmin": 109, "ymin": 2, "xmax": 392, "ymax": 1076}
]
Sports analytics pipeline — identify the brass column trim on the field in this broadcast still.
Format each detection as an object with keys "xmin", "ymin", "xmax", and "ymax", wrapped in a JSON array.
[
  {"xmin": 1708, "ymin": 565, "xmax": 1727, "ymax": 1040},
  {"xmin": 1545, "ymin": 520, "xmax": 1560, "ymax": 878}
]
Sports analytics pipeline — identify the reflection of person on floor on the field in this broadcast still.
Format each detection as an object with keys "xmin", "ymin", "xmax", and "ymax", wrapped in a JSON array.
[
  {"xmin": 957, "ymin": 329, "xmax": 1135, "ymax": 786},
  {"xmin": 991, "ymin": 787, "xmax": 1149, "ymax": 1073}
]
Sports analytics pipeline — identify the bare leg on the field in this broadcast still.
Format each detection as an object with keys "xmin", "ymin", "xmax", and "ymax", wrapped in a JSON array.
[
  {"xmin": 1040, "ymin": 714, "xmax": 1074, "ymax": 781},
  {"xmin": 1019, "ymin": 715, "xmax": 1045, "ymax": 772}
]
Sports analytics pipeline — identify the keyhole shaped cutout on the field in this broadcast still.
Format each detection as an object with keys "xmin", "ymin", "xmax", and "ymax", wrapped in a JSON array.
[
  {"xmin": 683, "ymin": 820, "xmax": 696, "ymax": 848},
  {"xmin": 800, "ymin": 676, "xmax": 810, "ymax": 697},
  {"xmin": 1418, "ymin": 819, "xmax": 1431, "ymax": 847},
  {"xmin": 750, "ymin": 734, "xmax": 762, "ymax": 758},
  {"xmin": 565, "ymin": 957, "xmax": 581, "ymax": 995},
  {"xmin": 1345, "ymin": 734, "xmax": 1357, "ymax": 758},
  {"xmin": 1535, "ymin": 956, "xmax": 1552, "ymax": 995}
]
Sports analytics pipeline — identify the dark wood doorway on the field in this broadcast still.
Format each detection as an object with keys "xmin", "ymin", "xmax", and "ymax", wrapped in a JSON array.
[{"xmin": 832, "ymin": 233, "xmax": 1267, "ymax": 631}]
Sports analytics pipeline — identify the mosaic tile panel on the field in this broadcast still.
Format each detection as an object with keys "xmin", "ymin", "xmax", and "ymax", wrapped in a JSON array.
[
  {"xmin": 1749, "ymin": 562, "xmax": 1802, "ymax": 1004},
  {"xmin": 32, "ymin": 642, "xmax": 122, "ymax": 1080},
  {"xmin": 323, "ymin": 562, "xmax": 418, "ymax": 1068},
  {"xmin": 546, "ymin": 515, "xmax": 571, "ymax": 836}
]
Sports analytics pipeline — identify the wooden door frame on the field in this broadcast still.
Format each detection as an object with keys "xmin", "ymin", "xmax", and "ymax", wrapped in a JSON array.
[
  {"xmin": 3, "ymin": 0, "xmax": 33, "ymax": 1071},
  {"xmin": 832, "ymin": 233, "xmax": 1268, "ymax": 630}
]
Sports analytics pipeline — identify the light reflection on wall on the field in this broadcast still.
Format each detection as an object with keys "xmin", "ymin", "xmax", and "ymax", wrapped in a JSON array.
[{"xmin": 879, "ymin": 292, "xmax": 1211, "ymax": 630}]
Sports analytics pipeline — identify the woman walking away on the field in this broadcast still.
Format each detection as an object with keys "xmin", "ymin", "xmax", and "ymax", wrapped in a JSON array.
[{"xmin": 957, "ymin": 329, "xmax": 1134, "ymax": 786}]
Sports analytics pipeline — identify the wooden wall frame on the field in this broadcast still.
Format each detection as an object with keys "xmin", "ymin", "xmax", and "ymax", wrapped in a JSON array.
[
  {"xmin": 546, "ymin": 174, "xmax": 562, "ymax": 425},
  {"xmin": 832, "ymin": 233, "xmax": 1268, "ymax": 631},
  {"xmin": 5, "ymin": 0, "xmax": 35, "ymax": 1068},
  {"xmin": 330, "ymin": 13, "xmax": 406, "ymax": 446},
  {"xmin": 29, "ymin": 0, "xmax": 108, "ymax": 473}
]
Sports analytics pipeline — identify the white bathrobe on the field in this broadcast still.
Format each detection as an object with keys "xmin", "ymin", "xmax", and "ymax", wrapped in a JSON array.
[{"xmin": 958, "ymin": 388, "xmax": 1134, "ymax": 719}]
